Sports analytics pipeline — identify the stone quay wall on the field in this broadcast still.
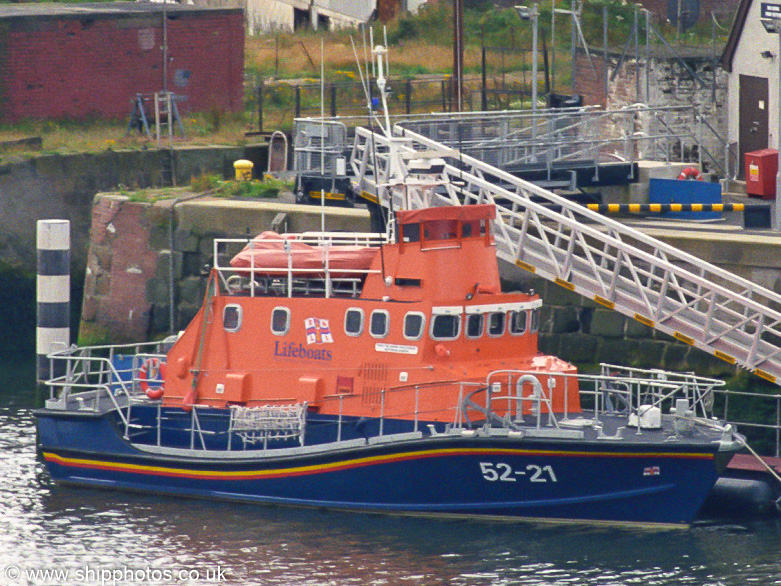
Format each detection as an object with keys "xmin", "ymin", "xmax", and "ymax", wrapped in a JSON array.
[{"xmin": 0, "ymin": 146, "xmax": 250, "ymax": 277}]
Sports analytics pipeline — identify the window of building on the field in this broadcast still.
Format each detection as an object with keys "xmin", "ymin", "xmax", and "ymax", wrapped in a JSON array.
[
  {"xmin": 271, "ymin": 307, "xmax": 290, "ymax": 335},
  {"xmin": 370, "ymin": 310, "xmax": 390, "ymax": 338},
  {"xmin": 223, "ymin": 304, "xmax": 242, "ymax": 332},
  {"xmin": 404, "ymin": 312, "xmax": 426, "ymax": 340},
  {"xmin": 344, "ymin": 308, "xmax": 364, "ymax": 336}
]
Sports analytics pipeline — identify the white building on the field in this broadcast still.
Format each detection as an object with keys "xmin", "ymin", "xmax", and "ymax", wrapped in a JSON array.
[
  {"xmin": 721, "ymin": 0, "xmax": 781, "ymax": 176},
  {"xmin": 246, "ymin": 0, "xmax": 376, "ymax": 32}
]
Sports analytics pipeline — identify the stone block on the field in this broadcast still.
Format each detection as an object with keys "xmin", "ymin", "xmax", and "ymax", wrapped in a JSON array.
[
  {"xmin": 597, "ymin": 338, "xmax": 639, "ymax": 367},
  {"xmin": 178, "ymin": 277, "xmax": 206, "ymax": 307},
  {"xmin": 176, "ymin": 304, "xmax": 201, "ymax": 331},
  {"xmin": 182, "ymin": 251, "xmax": 206, "ymax": 278},
  {"xmin": 155, "ymin": 250, "xmax": 183, "ymax": 281},
  {"xmin": 148, "ymin": 219, "xmax": 170, "ymax": 252},
  {"xmin": 81, "ymin": 295, "xmax": 98, "ymax": 322},
  {"xmin": 557, "ymin": 334, "xmax": 599, "ymax": 363},
  {"xmin": 662, "ymin": 343, "xmax": 689, "ymax": 371},
  {"xmin": 150, "ymin": 303, "xmax": 171, "ymax": 335},
  {"xmin": 95, "ymin": 273, "xmax": 111, "ymax": 296},
  {"xmin": 174, "ymin": 228, "xmax": 200, "ymax": 253},
  {"xmin": 589, "ymin": 309, "xmax": 626, "ymax": 338},
  {"xmin": 146, "ymin": 277, "xmax": 170, "ymax": 305},
  {"xmin": 549, "ymin": 306, "xmax": 580, "ymax": 334},
  {"xmin": 540, "ymin": 281, "xmax": 582, "ymax": 307},
  {"xmin": 626, "ymin": 317, "xmax": 654, "ymax": 339},
  {"xmin": 538, "ymin": 334, "xmax": 559, "ymax": 356},
  {"xmin": 686, "ymin": 348, "xmax": 737, "ymax": 379},
  {"xmin": 635, "ymin": 340, "xmax": 667, "ymax": 369}
]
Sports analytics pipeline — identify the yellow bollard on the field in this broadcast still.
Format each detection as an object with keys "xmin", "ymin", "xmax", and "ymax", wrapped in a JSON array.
[{"xmin": 233, "ymin": 159, "xmax": 254, "ymax": 181}]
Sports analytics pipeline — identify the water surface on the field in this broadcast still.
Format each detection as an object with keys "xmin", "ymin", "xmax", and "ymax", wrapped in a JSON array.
[{"xmin": 3, "ymin": 359, "xmax": 780, "ymax": 585}]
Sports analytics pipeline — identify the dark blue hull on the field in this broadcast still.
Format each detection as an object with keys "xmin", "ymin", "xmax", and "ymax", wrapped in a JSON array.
[{"xmin": 35, "ymin": 407, "xmax": 730, "ymax": 527}]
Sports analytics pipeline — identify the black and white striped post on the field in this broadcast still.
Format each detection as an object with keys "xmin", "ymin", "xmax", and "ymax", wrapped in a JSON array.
[{"xmin": 36, "ymin": 220, "xmax": 70, "ymax": 384}]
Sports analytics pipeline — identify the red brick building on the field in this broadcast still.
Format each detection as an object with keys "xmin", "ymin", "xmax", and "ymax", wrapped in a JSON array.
[{"xmin": 0, "ymin": 3, "xmax": 244, "ymax": 123}]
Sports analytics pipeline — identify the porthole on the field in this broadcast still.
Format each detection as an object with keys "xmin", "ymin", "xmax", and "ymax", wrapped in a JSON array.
[
  {"xmin": 271, "ymin": 307, "xmax": 290, "ymax": 335},
  {"xmin": 223, "ymin": 304, "xmax": 242, "ymax": 333},
  {"xmin": 345, "ymin": 308, "xmax": 364, "ymax": 336},
  {"xmin": 370, "ymin": 310, "xmax": 390, "ymax": 338},
  {"xmin": 404, "ymin": 312, "xmax": 426, "ymax": 340}
]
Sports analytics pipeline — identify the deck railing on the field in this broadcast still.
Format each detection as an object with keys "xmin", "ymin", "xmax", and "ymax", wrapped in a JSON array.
[{"xmin": 212, "ymin": 232, "xmax": 387, "ymax": 299}]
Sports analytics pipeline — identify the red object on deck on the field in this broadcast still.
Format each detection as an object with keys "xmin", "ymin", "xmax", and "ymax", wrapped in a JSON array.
[
  {"xmin": 230, "ymin": 232, "xmax": 378, "ymax": 277},
  {"xmin": 726, "ymin": 453, "xmax": 781, "ymax": 473},
  {"xmin": 745, "ymin": 149, "xmax": 778, "ymax": 200}
]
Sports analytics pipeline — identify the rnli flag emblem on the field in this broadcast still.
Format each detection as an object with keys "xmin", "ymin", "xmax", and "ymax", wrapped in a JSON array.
[
  {"xmin": 643, "ymin": 466, "xmax": 660, "ymax": 476},
  {"xmin": 305, "ymin": 318, "xmax": 333, "ymax": 344}
]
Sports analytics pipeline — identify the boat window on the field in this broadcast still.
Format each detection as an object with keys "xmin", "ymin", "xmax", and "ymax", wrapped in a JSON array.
[
  {"xmin": 466, "ymin": 313, "xmax": 483, "ymax": 339},
  {"xmin": 404, "ymin": 312, "xmax": 425, "ymax": 340},
  {"xmin": 530, "ymin": 308, "xmax": 540, "ymax": 332},
  {"xmin": 423, "ymin": 219, "xmax": 458, "ymax": 241},
  {"xmin": 271, "ymin": 307, "xmax": 290, "ymax": 335},
  {"xmin": 487, "ymin": 312, "xmax": 505, "ymax": 337},
  {"xmin": 344, "ymin": 308, "xmax": 364, "ymax": 336},
  {"xmin": 509, "ymin": 310, "xmax": 527, "ymax": 335},
  {"xmin": 223, "ymin": 304, "xmax": 242, "ymax": 333},
  {"xmin": 431, "ymin": 314, "xmax": 460, "ymax": 340},
  {"xmin": 401, "ymin": 223, "xmax": 420, "ymax": 243},
  {"xmin": 370, "ymin": 310, "xmax": 390, "ymax": 338}
]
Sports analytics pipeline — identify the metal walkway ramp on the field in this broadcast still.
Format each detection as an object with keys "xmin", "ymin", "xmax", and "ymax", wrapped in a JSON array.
[{"xmin": 350, "ymin": 124, "xmax": 781, "ymax": 386}]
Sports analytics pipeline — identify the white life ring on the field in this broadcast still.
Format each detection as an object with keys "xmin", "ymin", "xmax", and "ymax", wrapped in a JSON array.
[{"xmin": 139, "ymin": 357, "xmax": 166, "ymax": 400}]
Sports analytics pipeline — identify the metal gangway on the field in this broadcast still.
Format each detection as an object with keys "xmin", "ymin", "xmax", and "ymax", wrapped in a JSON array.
[{"xmin": 349, "ymin": 122, "xmax": 781, "ymax": 386}]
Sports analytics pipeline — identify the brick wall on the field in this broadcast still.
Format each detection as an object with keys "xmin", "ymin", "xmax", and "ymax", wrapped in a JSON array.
[{"xmin": 0, "ymin": 6, "xmax": 244, "ymax": 122}]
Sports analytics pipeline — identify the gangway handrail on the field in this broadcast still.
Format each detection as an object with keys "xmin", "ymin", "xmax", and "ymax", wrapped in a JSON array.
[{"xmin": 350, "ymin": 122, "xmax": 781, "ymax": 386}]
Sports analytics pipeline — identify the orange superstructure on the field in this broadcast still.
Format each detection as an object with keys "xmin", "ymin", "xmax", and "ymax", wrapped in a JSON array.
[{"xmin": 160, "ymin": 204, "xmax": 580, "ymax": 422}]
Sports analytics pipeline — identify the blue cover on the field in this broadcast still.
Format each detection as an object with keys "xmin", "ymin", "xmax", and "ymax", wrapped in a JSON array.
[{"xmin": 649, "ymin": 178, "xmax": 722, "ymax": 220}]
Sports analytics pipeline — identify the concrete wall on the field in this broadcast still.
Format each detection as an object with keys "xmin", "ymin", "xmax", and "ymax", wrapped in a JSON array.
[
  {"xmin": 79, "ymin": 194, "xmax": 373, "ymax": 343},
  {"xmin": 0, "ymin": 146, "xmax": 246, "ymax": 276},
  {"xmin": 0, "ymin": 3, "xmax": 244, "ymax": 122}
]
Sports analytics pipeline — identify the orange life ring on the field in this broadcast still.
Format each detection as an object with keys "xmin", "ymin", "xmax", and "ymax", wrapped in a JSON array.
[
  {"xmin": 139, "ymin": 357, "xmax": 166, "ymax": 400},
  {"xmin": 678, "ymin": 166, "xmax": 704, "ymax": 181}
]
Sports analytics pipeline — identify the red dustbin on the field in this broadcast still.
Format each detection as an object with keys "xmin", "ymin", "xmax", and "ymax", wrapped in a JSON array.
[{"xmin": 745, "ymin": 148, "xmax": 778, "ymax": 199}]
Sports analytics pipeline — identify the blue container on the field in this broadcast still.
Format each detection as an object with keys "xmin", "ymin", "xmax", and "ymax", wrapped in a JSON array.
[{"xmin": 649, "ymin": 178, "xmax": 722, "ymax": 220}]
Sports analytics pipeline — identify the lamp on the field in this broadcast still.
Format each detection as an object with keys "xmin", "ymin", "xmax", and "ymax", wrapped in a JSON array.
[
  {"xmin": 514, "ymin": 4, "xmax": 539, "ymax": 119},
  {"xmin": 761, "ymin": 17, "xmax": 781, "ymax": 231}
]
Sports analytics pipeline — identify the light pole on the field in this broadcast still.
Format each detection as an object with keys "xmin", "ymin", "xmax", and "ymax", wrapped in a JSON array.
[
  {"xmin": 515, "ymin": 4, "xmax": 539, "ymax": 116},
  {"xmin": 761, "ymin": 17, "xmax": 781, "ymax": 232}
]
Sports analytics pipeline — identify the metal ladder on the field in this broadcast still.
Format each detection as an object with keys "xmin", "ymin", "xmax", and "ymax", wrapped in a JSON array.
[{"xmin": 350, "ymin": 124, "xmax": 781, "ymax": 386}]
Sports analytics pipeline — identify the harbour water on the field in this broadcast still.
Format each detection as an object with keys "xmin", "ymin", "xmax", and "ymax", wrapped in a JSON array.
[{"xmin": 3, "ymin": 358, "xmax": 781, "ymax": 586}]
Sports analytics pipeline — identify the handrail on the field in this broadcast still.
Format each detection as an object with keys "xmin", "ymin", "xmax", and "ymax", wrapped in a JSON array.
[{"xmin": 350, "ymin": 123, "xmax": 781, "ymax": 384}]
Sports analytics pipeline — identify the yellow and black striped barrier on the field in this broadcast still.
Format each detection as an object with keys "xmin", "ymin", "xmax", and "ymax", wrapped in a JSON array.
[{"xmin": 586, "ymin": 203, "xmax": 745, "ymax": 214}]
